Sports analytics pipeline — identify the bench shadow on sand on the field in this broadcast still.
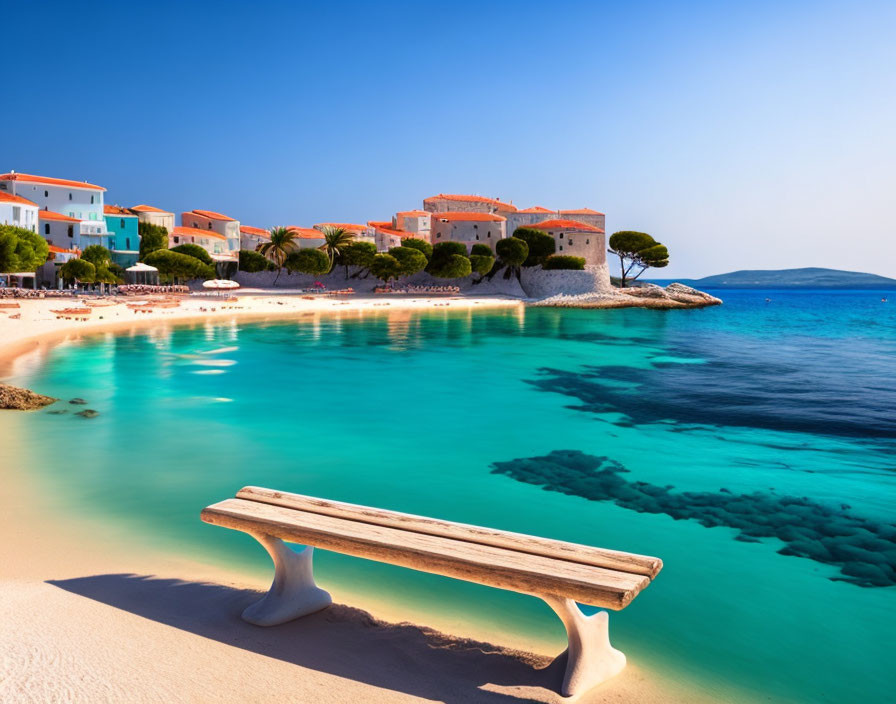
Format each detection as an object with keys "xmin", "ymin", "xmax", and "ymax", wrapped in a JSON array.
[{"xmin": 49, "ymin": 573, "xmax": 568, "ymax": 704}]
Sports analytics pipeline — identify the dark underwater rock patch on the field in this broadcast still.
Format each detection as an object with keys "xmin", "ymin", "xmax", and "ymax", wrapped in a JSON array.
[
  {"xmin": 528, "ymin": 340, "xmax": 896, "ymax": 438},
  {"xmin": 490, "ymin": 450, "xmax": 896, "ymax": 588},
  {"xmin": 75, "ymin": 409, "xmax": 100, "ymax": 419}
]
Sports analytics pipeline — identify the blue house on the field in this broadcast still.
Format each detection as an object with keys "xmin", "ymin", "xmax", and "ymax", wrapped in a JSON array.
[{"xmin": 103, "ymin": 205, "xmax": 140, "ymax": 266}]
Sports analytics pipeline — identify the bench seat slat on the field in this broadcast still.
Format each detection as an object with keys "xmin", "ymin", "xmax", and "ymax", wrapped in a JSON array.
[
  {"xmin": 201, "ymin": 498, "xmax": 649, "ymax": 610},
  {"xmin": 236, "ymin": 486, "xmax": 662, "ymax": 579}
]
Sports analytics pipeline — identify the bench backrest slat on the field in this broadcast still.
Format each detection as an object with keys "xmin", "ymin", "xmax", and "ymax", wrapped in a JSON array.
[
  {"xmin": 202, "ymin": 497, "xmax": 649, "ymax": 609},
  {"xmin": 236, "ymin": 486, "xmax": 661, "ymax": 579}
]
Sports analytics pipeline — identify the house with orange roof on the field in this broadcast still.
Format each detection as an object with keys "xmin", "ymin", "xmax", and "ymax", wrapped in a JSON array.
[
  {"xmin": 287, "ymin": 226, "xmax": 326, "ymax": 249},
  {"xmin": 529, "ymin": 219, "xmax": 606, "ymax": 266},
  {"xmin": 169, "ymin": 226, "xmax": 231, "ymax": 258},
  {"xmin": 1, "ymin": 170, "xmax": 111, "ymax": 251},
  {"xmin": 429, "ymin": 211, "xmax": 506, "ymax": 251},
  {"xmin": 0, "ymin": 191, "xmax": 39, "ymax": 233},
  {"xmin": 239, "ymin": 225, "xmax": 270, "ymax": 251},
  {"xmin": 129, "ymin": 204, "xmax": 175, "ymax": 232},
  {"xmin": 392, "ymin": 211, "xmax": 431, "ymax": 242},
  {"xmin": 558, "ymin": 208, "xmax": 605, "ymax": 231},
  {"xmin": 423, "ymin": 194, "xmax": 517, "ymax": 215},
  {"xmin": 312, "ymin": 223, "xmax": 376, "ymax": 246},
  {"xmin": 366, "ymin": 221, "xmax": 422, "ymax": 251},
  {"xmin": 181, "ymin": 209, "xmax": 240, "ymax": 259}
]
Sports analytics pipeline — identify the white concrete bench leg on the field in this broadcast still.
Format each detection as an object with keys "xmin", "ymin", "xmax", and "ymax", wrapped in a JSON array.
[
  {"xmin": 242, "ymin": 534, "xmax": 332, "ymax": 627},
  {"xmin": 542, "ymin": 595, "xmax": 626, "ymax": 698}
]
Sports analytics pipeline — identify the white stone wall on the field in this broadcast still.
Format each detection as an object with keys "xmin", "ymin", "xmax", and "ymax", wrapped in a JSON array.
[
  {"xmin": 430, "ymin": 218, "xmax": 506, "ymax": 250},
  {"xmin": 519, "ymin": 264, "xmax": 612, "ymax": 297},
  {"xmin": 0, "ymin": 202, "xmax": 38, "ymax": 232},
  {"xmin": 135, "ymin": 210, "xmax": 175, "ymax": 232}
]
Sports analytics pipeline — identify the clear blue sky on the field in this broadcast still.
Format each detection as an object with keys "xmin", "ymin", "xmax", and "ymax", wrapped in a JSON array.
[{"xmin": 4, "ymin": 1, "xmax": 894, "ymax": 278}]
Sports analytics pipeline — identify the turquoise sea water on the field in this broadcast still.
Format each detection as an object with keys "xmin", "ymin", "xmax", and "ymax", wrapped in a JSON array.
[{"xmin": 4, "ymin": 289, "xmax": 895, "ymax": 703}]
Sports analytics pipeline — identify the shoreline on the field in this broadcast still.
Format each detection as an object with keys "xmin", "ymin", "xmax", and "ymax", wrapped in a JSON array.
[{"xmin": 0, "ymin": 292, "xmax": 721, "ymax": 703}]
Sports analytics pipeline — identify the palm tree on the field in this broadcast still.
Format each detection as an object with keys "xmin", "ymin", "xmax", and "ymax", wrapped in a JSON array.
[
  {"xmin": 258, "ymin": 227, "xmax": 298, "ymax": 284},
  {"xmin": 320, "ymin": 226, "xmax": 355, "ymax": 273}
]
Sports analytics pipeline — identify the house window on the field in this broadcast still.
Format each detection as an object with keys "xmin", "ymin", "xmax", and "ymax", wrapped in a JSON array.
[
  {"xmin": 44, "ymin": 190, "xmax": 48, "ymax": 197},
  {"xmin": 207, "ymin": 223, "xmax": 212, "ymax": 229},
  {"xmin": 586, "ymin": 239, "xmax": 590, "ymax": 245},
  {"xmin": 120, "ymin": 219, "xmax": 125, "ymax": 228},
  {"xmin": 173, "ymin": 236, "xmax": 180, "ymax": 244},
  {"xmin": 90, "ymin": 195, "xmax": 95, "ymax": 204},
  {"xmin": 126, "ymin": 237, "xmax": 130, "ymax": 249},
  {"xmin": 67, "ymin": 226, "xmax": 73, "ymax": 238},
  {"xmin": 436, "ymin": 233, "xmax": 441, "ymax": 238},
  {"xmin": 559, "ymin": 245, "xmax": 563, "ymax": 251},
  {"xmin": 69, "ymin": 193, "xmax": 72, "ymax": 200},
  {"xmin": 44, "ymin": 223, "xmax": 50, "ymax": 235},
  {"xmin": 475, "ymin": 234, "xmax": 479, "ymax": 240},
  {"xmin": 12, "ymin": 206, "xmax": 20, "ymax": 222}
]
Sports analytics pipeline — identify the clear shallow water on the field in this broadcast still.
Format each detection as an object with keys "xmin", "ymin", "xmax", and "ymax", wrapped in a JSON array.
[{"xmin": 5, "ymin": 289, "xmax": 896, "ymax": 703}]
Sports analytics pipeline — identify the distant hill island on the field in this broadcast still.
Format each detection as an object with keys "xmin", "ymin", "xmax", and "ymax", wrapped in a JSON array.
[{"xmin": 673, "ymin": 268, "xmax": 896, "ymax": 289}]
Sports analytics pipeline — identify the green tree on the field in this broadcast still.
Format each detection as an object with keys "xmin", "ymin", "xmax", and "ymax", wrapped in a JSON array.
[
  {"xmin": 171, "ymin": 243, "xmax": 213, "ymax": 265},
  {"xmin": 469, "ymin": 253, "xmax": 496, "ymax": 277},
  {"xmin": 470, "ymin": 243, "xmax": 493, "ymax": 257},
  {"xmin": 429, "ymin": 253, "xmax": 472, "ymax": 279},
  {"xmin": 543, "ymin": 255, "xmax": 586, "ymax": 270},
  {"xmin": 495, "ymin": 237, "xmax": 529, "ymax": 280},
  {"xmin": 144, "ymin": 249, "xmax": 214, "ymax": 283},
  {"xmin": 285, "ymin": 248, "xmax": 330, "ymax": 275},
  {"xmin": 608, "ymin": 231, "xmax": 669, "ymax": 287},
  {"xmin": 320, "ymin": 226, "xmax": 355, "ymax": 272},
  {"xmin": 512, "ymin": 227, "xmax": 555, "ymax": 267},
  {"xmin": 80, "ymin": 245, "xmax": 120, "ymax": 287},
  {"xmin": 138, "ymin": 221, "xmax": 168, "ymax": 259},
  {"xmin": 387, "ymin": 246, "xmax": 427, "ymax": 277},
  {"xmin": 426, "ymin": 241, "xmax": 466, "ymax": 275},
  {"xmin": 238, "ymin": 249, "xmax": 268, "ymax": 273},
  {"xmin": 338, "ymin": 241, "xmax": 377, "ymax": 278},
  {"xmin": 0, "ymin": 225, "xmax": 50, "ymax": 274},
  {"xmin": 369, "ymin": 253, "xmax": 403, "ymax": 284},
  {"xmin": 59, "ymin": 258, "xmax": 96, "ymax": 285},
  {"xmin": 258, "ymin": 226, "xmax": 298, "ymax": 283},
  {"xmin": 400, "ymin": 238, "xmax": 432, "ymax": 261}
]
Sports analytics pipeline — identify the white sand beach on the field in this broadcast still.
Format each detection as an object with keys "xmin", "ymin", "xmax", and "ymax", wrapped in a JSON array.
[{"xmin": 0, "ymin": 293, "xmax": 715, "ymax": 704}]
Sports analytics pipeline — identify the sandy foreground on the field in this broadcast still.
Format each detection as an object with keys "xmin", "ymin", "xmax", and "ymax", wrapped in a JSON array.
[{"xmin": 0, "ymin": 292, "xmax": 715, "ymax": 704}]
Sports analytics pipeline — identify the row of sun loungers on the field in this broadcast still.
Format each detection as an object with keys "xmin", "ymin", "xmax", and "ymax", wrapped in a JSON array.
[{"xmin": 374, "ymin": 285, "xmax": 460, "ymax": 295}]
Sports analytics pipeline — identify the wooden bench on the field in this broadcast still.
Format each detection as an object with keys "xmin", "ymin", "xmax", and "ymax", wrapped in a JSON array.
[{"xmin": 201, "ymin": 486, "xmax": 662, "ymax": 698}]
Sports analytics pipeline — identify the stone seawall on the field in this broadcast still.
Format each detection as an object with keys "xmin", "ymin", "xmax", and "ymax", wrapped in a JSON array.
[
  {"xmin": 519, "ymin": 264, "xmax": 612, "ymax": 298},
  {"xmin": 235, "ymin": 263, "xmax": 611, "ymax": 299}
]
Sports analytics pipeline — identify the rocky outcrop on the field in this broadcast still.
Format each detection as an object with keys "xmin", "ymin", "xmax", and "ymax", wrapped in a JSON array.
[
  {"xmin": 0, "ymin": 384, "xmax": 58, "ymax": 411},
  {"xmin": 529, "ymin": 282, "xmax": 722, "ymax": 309}
]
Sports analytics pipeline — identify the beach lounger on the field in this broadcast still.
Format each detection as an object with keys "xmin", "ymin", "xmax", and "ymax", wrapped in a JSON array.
[{"xmin": 201, "ymin": 487, "xmax": 662, "ymax": 698}]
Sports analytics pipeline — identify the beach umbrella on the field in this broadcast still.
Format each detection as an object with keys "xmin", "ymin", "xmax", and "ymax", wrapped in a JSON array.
[{"xmin": 202, "ymin": 279, "xmax": 240, "ymax": 297}]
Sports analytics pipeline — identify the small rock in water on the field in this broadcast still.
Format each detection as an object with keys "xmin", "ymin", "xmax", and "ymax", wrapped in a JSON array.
[
  {"xmin": 76, "ymin": 409, "xmax": 100, "ymax": 419},
  {"xmin": 69, "ymin": 398, "xmax": 88, "ymax": 405},
  {"xmin": 47, "ymin": 409, "xmax": 69, "ymax": 415},
  {"xmin": 0, "ymin": 383, "xmax": 58, "ymax": 411}
]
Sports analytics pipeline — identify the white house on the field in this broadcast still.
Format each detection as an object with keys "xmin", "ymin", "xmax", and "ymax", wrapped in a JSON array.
[
  {"xmin": 239, "ymin": 225, "xmax": 270, "ymax": 251},
  {"xmin": 170, "ymin": 225, "xmax": 230, "ymax": 258},
  {"xmin": 130, "ymin": 204, "xmax": 176, "ymax": 232},
  {"xmin": 39, "ymin": 210, "xmax": 83, "ymax": 250},
  {"xmin": 181, "ymin": 209, "xmax": 240, "ymax": 256},
  {"xmin": 0, "ymin": 191, "xmax": 39, "ymax": 232},
  {"xmin": 0, "ymin": 171, "xmax": 111, "ymax": 250}
]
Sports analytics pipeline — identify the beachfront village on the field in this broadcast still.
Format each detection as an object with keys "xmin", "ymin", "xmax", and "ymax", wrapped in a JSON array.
[{"xmin": 0, "ymin": 170, "xmax": 611, "ymax": 289}]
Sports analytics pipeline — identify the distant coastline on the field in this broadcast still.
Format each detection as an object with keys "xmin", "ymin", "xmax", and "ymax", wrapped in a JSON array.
[{"xmin": 648, "ymin": 267, "xmax": 896, "ymax": 289}]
